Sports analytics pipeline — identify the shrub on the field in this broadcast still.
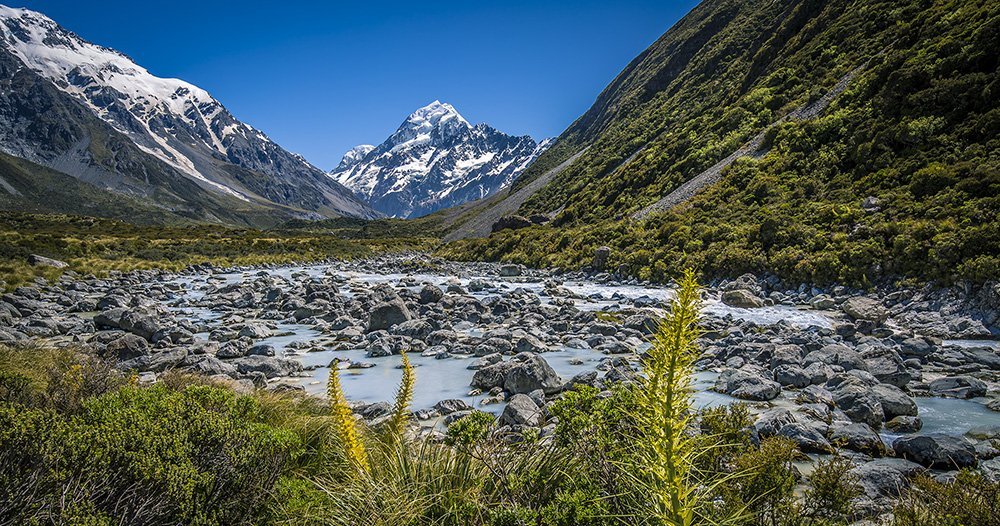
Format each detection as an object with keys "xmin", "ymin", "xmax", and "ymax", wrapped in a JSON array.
[
  {"xmin": 0, "ymin": 384, "xmax": 300, "ymax": 525},
  {"xmin": 893, "ymin": 470, "xmax": 1000, "ymax": 526}
]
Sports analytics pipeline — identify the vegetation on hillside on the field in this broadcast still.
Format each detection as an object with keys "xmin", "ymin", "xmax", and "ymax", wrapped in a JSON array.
[
  {"xmin": 442, "ymin": 0, "xmax": 1000, "ymax": 286},
  {"xmin": 0, "ymin": 213, "xmax": 437, "ymax": 290}
]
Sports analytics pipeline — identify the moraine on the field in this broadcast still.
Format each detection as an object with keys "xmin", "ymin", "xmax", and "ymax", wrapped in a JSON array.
[{"xmin": 3, "ymin": 255, "xmax": 999, "ymax": 485}]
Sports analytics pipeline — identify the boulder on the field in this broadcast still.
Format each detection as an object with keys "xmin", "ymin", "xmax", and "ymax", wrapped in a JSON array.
[
  {"xmin": 514, "ymin": 335, "xmax": 548, "ymax": 353},
  {"xmin": 770, "ymin": 345, "xmax": 804, "ymax": 368},
  {"xmin": 501, "ymin": 394, "xmax": 543, "ymax": 427},
  {"xmin": 866, "ymin": 352, "xmax": 911, "ymax": 388},
  {"xmin": 830, "ymin": 422, "xmax": 885, "ymax": 455},
  {"xmin": 833, "ymin": 385, "xmax": 884, "ymax": 429},
  {"xmin": 503, "ymin": 353, "xmax": 562, "ymax": 395},
  {"xmin": 929, "ymin": 376, "xmax": 987, "ymax": 399},
  {"xmin": 722, "ymin": 370, "xmax": 781, "ymax": 401},
  {"xmin": 721, "ymin": 289, "xmax": 764, "ymax": 309},
  {"xmin": 118, "ymin": 311, "xmax": 160, "ymax": 341},
  {"xmin": 367, "ymin": 299, "xmax": 414, "ymax": 332},
  {"xmin": 419, "ymin": 284, "xmax": 444, "ymax": 304},
  {"xmin": 492, "ymin": 215, "xmax": 533, "ymax": 233},
  {"xmin": 886, "ymin": 416, "xmax": 922, "ymax": 433},
  {"xmin": 471, "ymin": 361, "xmax": 513, "ymax": 391},
  {"xmin": 181, "ymin": 355, "xmax": 237, "ymax": 378},
  {"xmin": 105, "ymin": 333, "xmax": 150, "ymax": 361},
  {"xmin": 843, "ymin": 297, "xmax": 889, "ymax": 324},
  {"xmin": 93, "ymin": 308, "xmax": 127, "ymax": 330},
  {"xmin": 872, "ymin": 384, "xmax": 917, "ymax": 419},
  {"xmin": 434, "ymin": 399, "xmax": 472, "ymax": 415},
  {"xmin": 851, "ymin": 458, "xmax": 924, "ymax": 498},
  {"xmin": 231, "ymin": 356, "xmax": 302, "ymax": 379},
  {"xmin": 754, "ymin": 408, "xmax": 796, "ymax": 438},
  {"xmin": 238, "ymin": 323, "xmax": 272, "ymax": 340},
  {"xmin": 27, "ymin": 254, "xmax": 68, "ymax": 268},
  {"xmin": 804, "ymin": 344, "xmax": 869, "ymax": 372},
  {"xmin": 893, "ymin": 434, "xmax": 978, "ymax": 469},
  {"xmin": 778, "ymin": 422, "xmax": 834, "ymax": 453},
  {"xmin": 247, "ymin": 344, "xmax": 276, "ymax": 357},
  {"xmin": 499, "ymin": 264, "xmax": 522, "ymax": 277},
  {"xmin": 774, "ymin": 364, "xmax": 811, "ymax": 388}
]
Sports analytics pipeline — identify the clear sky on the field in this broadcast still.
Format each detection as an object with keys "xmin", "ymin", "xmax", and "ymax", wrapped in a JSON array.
[{"xmin": 13, "ymin": 1, "xmax": 699, "ymax": 170}]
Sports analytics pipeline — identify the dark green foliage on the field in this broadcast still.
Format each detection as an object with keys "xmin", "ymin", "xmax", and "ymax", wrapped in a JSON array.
[
  {"xmin": 445, "ymin": 410, "xmax": 496, "ymax": 446},
  {"xmin": 0, "ymin": 384, "xmax": 300, "ymax": 525},
  {"xmin": 893, "ymin": 470, "xmax": 1000, "ymax": 526},
  {"xmin": 442, "ymin": 0, "xmax": 1000, "ymax": 286}
]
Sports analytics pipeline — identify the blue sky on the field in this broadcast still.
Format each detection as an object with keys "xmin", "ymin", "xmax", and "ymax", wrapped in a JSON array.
[{"xmin": 15, "ymin": 1, "xmax": 699, "ymax": 170}]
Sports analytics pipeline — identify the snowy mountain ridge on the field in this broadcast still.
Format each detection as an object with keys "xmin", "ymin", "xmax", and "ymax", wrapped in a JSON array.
[
  {"xmin": 0, "ymin": 5, "xmax": 376, "ymax": 218},
  {"xmin": 332, "ymin": 101, "xmax": 549, "ymax": 218}
]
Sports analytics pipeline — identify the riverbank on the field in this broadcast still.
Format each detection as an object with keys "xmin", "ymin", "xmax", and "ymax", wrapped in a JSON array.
[{"xmin": 2, "ymin": 253, "xmax": 999, "ymax": 518}]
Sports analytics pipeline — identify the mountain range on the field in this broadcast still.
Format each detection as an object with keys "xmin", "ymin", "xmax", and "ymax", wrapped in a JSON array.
[
  {"xmin": 0, "ymin": 5, "xmax": 377, "ymax": 225},
  {"xmin": 331, "ymin": 101, "xmax": 549, "ymax": 218}
]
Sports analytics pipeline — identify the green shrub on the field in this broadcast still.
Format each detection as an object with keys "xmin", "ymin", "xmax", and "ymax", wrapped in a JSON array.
[
  {"xmin": 893, "ymin": 470, "xmax": 1000, "ymax": 526},
  {"xmin": 0, "ymin": 384, "xmax": 300, "ymax": 525}
]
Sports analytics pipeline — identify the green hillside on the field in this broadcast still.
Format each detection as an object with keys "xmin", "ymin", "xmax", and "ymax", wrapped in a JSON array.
[{"xmin": 442, "ymin": 0, "xmax": 1000, "ymax": 285}]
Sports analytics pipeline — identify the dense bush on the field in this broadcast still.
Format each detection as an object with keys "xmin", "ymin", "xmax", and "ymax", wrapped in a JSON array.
[{"xmin": 0, "ymin": 383, "xmax": 299, "ymax": 525}]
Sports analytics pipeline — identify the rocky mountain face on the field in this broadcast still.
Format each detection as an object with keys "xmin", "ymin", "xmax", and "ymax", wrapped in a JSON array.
[
  {"xmin": 331, "ymin": 101, "xmax": 549, "ymax": 218},
  {"xmin": 0, "ymin": 5, "xmax": 378, "ymax": 223}
]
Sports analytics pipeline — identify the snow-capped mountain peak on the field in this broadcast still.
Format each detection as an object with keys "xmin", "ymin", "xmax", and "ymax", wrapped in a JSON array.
[
  {"xmin": 331, "ymin": 102, "xmax": 549, "ymax": 218},
  {"xmin": 388, "ymin": 100, "xmax": 470, "ymax": 147}
]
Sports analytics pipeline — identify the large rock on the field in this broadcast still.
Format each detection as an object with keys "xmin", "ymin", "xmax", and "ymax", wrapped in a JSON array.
[
  {"xmin": 182, "ymin": 354, "xmax": 237, "ymax": 378},
  {"xmin": 93, "ymin": 308, "xmax": 127, "ymax": 330},
  {"xmin": 842, "ymin": 297, "xmax": 889, "ymax": 324},
  {"xmin": 754, "ymin": 408, "xmax": 796, "ymax": 438},
  {"xmin": 499, "ymin": 264, "xmax": 522, "ymax": 277},
  {"xmin": 872, "ymin": 384, "xmax": 917, "ymax": 419},
  {"xmin": 722, "ymin": 369, "xmax": 781, "ymax": 401},
  {"xmin": 893, "ymin": 434, "xmax": 978, "ymax": 469},
  {"xmin": 501, "ymin": 394, "xmax": 543, "ymax": 427},
  {"xmin": 434, "ymin": 399, "xmax": 472, "ymax": 415},
  {"xmin": 367, "ymin": 299, "xmax": 414, "ymax": 332},
  {"xmin": 770, "ymin": 345, "xmax": 804, "ymax": 368},
  {"xmin": 503, "ymin": 353, "xmax": 563, "ymax": 395},
  {"xmin": 492, "ymin": 215, "xmax": 533, "ymax": 233},
  {"xmin": 928, "ymin": 376, "xmax": 988, "ymax": 399},
  {"xmin": 833, "ymin": 384, "xmax": 884, "ymax": 429},
  {"xmin": 118, "ymin": 311, "xmax": 160, "ymax": 341},
  {"xmin": 238, "ymin": 323, "xmax": 272, "ymax": 340},
  {"xmin": 721, "ymin": 289, "xmax": 764, "ymax": 309},
  {"xmin": 830, "ymin": 422, "xmax": 885, "ymax": 455},
  {"xmin": 28, "ymin": 254, "xmax": 68, "ymax": 268},
  {"xmin": 778, "ymin": 422, "xmax": 834, "ymax": 453},
  {"xmin": 471, "ymin": 361, "xmax": 512, "ymax": 391},
  {"xmin": 418, "ymin": 284, "xmax": 444, "ymax": 304},
  {"xmin": 804, "ymin": 344, "xmax": 869, "ymax": 372},
  {"xmin": 774, "ymin": 364, "xmax": 811, "ymax": 388},
  {"xmin": 231, "ymin": 356, "xmax": 302, "ymax": 379},
  {"xmin": 851, "ymin": 458, "xmax": 924, "ymax": 498},
  {"xmin": 105, "ymin": 333, "xmax": 150, "ymax": 361},
  {"xmin": 865, "ymin": 352, "xmax": 911, "ymax": 388}
]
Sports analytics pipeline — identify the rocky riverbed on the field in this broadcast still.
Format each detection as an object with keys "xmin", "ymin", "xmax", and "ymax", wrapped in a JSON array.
[{"xmin": 2, "ymin": 254, "xmax": 999, "ymax": 514}]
